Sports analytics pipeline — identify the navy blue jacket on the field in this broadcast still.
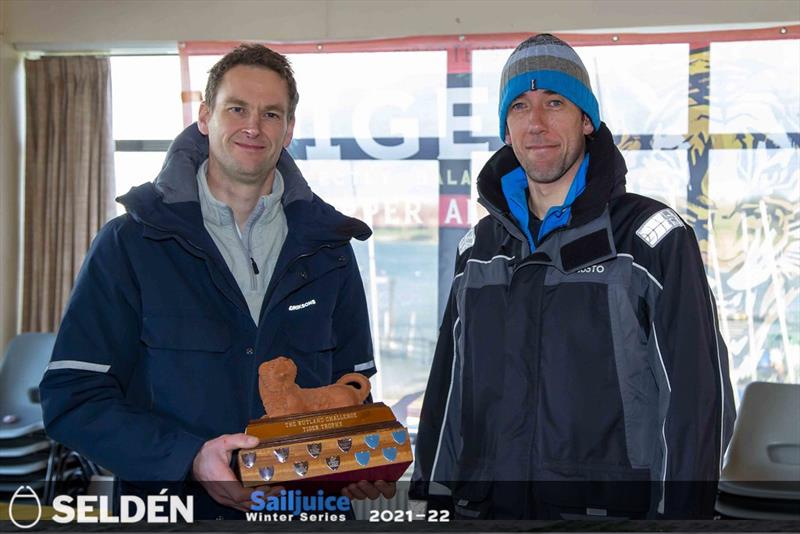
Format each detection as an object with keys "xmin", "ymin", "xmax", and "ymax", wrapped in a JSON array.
[{"xmin": 40, "ymin": 125, "xmax": 374, "ymax": 492}]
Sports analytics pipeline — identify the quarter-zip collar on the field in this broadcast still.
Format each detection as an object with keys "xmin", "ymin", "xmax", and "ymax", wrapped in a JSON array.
[
  {"xmin": 196, "ymin": 160, "xmax": 285, "ymax": 235},
  {"xmin": 196, "ymin": 160, "xmax": 288, "ymax": 324}
]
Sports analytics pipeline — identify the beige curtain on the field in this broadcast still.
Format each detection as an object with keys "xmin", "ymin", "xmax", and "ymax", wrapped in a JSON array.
[{"xmin": 23, "ymin": 57, "xmax": 116, "ymax": 332}]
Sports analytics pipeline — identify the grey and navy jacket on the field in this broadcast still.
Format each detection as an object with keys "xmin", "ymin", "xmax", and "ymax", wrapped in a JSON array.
[
  {"xmin": 411, "ymin": 124, "xmax": 736, "ymax": 519},
  {"xmin": 40, "ymin": 124, "xmax": 374, "ymax": 517}
]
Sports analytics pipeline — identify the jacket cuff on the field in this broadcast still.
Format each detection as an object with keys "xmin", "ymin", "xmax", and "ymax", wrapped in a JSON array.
[{"xmin": 164, "ymin": 430, "xmax": 207, "ymax": 482}]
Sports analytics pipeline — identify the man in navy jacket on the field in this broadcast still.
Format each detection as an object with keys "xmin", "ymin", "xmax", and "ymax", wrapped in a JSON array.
[{"xmin": 40, "ymin": 44, "xmax": 393, "ymax": 518}]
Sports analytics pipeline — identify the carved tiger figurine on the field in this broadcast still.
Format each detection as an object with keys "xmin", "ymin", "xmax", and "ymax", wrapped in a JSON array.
[{"xmin": 258, "ymin": 356, "xmax": 371, "ymax": 417}]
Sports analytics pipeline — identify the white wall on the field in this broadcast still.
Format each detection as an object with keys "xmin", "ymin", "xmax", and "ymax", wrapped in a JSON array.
[
  {"xmin": 0, "ymin": 1, "xmax": 24, "ymax": 353},
  {"xmin": 5, "ymin": 0, "xmax": 800, "ymax": 46}
]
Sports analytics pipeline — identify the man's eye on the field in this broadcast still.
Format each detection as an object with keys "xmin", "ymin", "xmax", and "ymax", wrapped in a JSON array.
[
  {"xmin": 229, "ymin": 106, "xmax": 246, "ymax": 114},
  {"xmin": 548, "ymin": 99, "xmax": 563, "ymax": 107},
  {"xmin": 511, "ymin": 102, "xmax": 526, "ymax": 111},
  {"xmin": 264, "ymin": 112, "xmax": 280, "ymax": 119}
]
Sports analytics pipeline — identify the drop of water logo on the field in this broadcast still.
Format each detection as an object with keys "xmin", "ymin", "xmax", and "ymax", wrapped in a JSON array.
[{"xmin": 9, "ymin": 485, "xmax": 42, "ymax": 529}]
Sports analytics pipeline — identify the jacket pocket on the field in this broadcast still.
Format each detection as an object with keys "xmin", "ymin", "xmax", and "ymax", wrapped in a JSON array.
[
  {"xmin": 531, "ymin": 467, "xmax": 651, "ymax": 519},
  {"xmin": 280, "ymin": 308, "xmax": 337, "ymax": 387},
  {"xmin": 538, "ymin": 283, "xmax": 629, "ymax": 468},
  {"xmin": 282, "ymin": 297, "xmax": 337, "ymax": 353},
  {"xmin": 452, "ymin": 482, "xmax": 494, "ymax": 519},
  {"xmin": 141, "ymin": 316, "xmax": 231, "ymax": 352},
  {"xmin": 285, "ymin": 321, "xmax": 336, "ymax": 353}
]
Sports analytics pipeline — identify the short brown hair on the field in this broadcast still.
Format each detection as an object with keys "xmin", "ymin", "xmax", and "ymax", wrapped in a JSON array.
[{"xmin": 204, "ymin": 43, "xmax": 299, "ymax": 119}]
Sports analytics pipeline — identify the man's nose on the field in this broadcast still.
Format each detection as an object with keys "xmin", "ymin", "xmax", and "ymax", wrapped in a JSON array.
[
  {"xmin": 242, "ymin": 115, "xmax": 261, "ymax": 136},
  {"xmin": 526, "ymin": 107, "xmax": 546, "ymax": 134}
]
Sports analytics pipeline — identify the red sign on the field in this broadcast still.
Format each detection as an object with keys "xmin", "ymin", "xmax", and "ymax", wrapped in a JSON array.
[{"xmin": 439, "ymin": 194, "xmax": 470, "ymax": 228}]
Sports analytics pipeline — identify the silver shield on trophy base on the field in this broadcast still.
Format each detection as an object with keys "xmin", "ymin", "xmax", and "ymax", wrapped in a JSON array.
[
  {"xmin": 325, "ymin": 455, "xmax": 341, "ymax": 471},
  {"xmin": 241, "ymin": 452, "xmax": 256, "ymax": 469},
  {"xmin": 307, "ymin": 443, "xmax": 322, "ymax": 458},
  {"xmin": 259, "ymin": 466, "xmax": 274, "ymax": 481},
  {"xmin": 273, "ymin": 447, "xmax": 289, "ymax": 463},
  {"xmin": 294, "ymin": 461, "xmax": 309, "ymax": 476}
]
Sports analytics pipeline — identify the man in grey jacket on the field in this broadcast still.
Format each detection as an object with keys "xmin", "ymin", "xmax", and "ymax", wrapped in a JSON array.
[{"xmin": 412, "ymin": 34, "xmax": 735, "ymax": 519}]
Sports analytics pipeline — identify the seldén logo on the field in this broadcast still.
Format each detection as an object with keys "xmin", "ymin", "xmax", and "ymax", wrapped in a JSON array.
[
  {"xmin": 49, "ymin": 489, "xmax": 193, "ymax": 524},
  {"xmin": 247, "ymin": 489, "xmax": 350, "ymax": 522},
  {"xmin": 8, "ymin": 486, "xmax": 42, "ymax": 529}
]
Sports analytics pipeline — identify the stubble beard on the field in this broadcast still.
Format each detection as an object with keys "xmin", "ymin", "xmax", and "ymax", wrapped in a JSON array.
[
  {"xmin": 227, "ymin": 159, "xmax": 274, "ymax": 186},
  {"xmin": 213, "ymin": 141, "xmax": 277, "ymax": 187},
  {"xmin": 522, "ymin": 155, "xmax": 574, "ymax": 185},
  {"xmin": 522, "ymin": 141, "xmax": 586, "ymax": 186}
]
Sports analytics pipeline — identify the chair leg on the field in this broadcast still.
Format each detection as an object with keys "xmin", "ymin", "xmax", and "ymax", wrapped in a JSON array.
[{"xmin": 43, "ymin": 441, "xmax": 61, "ymax": 504}]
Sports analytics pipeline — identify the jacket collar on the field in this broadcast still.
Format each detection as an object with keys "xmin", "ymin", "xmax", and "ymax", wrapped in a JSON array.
[
  {"xmin": 476, "ymin": 122, "xmax": 627, "ymax": 232},
  {"xmin": 117, "ymin": 123, "xmax": 371, "ymax": 248}
]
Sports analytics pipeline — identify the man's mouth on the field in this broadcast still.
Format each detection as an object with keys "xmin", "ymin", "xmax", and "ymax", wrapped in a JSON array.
[
  {"xmin": 526, "ymin": 144, "xmax": 558, "ymax": 151},
  {"xmin": 234, "ymin": 141, "xmax": 266, "ymax": 151}
]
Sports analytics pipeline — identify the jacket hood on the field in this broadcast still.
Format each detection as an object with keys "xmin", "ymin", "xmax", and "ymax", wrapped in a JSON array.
[
  {"xmin": 476, "ymin": 122, "xmax": 627, "ymax": 228},
  {"xmin": 117, "ymin": 123, "xmax": 371, "ymax": 245}
]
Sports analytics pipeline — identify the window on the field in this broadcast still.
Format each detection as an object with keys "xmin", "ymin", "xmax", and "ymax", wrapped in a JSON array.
[
  {"xmin": 110, "ymin": 55, "xmax": 182, "ymax": 210},
  {"xmin": 109, "ymin": 29, "xmax": 799, "ymax": 425}
]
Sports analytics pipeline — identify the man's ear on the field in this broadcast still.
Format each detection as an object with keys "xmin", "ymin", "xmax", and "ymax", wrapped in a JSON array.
[
  {"xmin": 283, "ymin": 116, "xmax": 296, "ymax": 148},
  {"xmin": 582, "ymin": 113, "xmax": 594, "ymax": 136},
  {"xmin": 504, "ymin": 127, "xmax": 512, "ymax": 146},
  {"xmin": 197, "ymin": 102, "xmax": 210, "ymax": 135}
]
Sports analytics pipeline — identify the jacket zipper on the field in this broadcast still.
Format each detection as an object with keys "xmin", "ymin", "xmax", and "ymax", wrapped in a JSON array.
[
  {"xmin": 245, "ymin": 248, "xmax": 257, "ymax": 291},
  {"xmin": 237, "ymin": 214, "xmax": 259, "ymax": 291}
]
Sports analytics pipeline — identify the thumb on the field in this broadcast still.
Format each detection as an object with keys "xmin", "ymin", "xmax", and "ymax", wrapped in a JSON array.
[{"xmin": 225, "ymin": 433, "xmax": 260, "ymax": 450}]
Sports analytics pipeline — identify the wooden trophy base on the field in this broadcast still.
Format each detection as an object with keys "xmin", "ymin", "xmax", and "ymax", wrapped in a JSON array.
[{"xmin": 237, "ymin": 403, "xmax": 413, "ymax": 487}]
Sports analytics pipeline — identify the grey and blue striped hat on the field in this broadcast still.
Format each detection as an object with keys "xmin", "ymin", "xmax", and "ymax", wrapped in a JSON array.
[{"xmin": 499, "ymin": 34, "xmax": 600, "ymax": 141}]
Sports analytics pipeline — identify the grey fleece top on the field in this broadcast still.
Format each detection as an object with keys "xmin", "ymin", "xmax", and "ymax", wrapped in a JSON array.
[{"xmin": 196, "ymin": 160, "xmax": 288, "ymax": 324}]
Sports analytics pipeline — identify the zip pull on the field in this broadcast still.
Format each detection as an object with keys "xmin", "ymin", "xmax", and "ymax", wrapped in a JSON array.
[{"xmin": 250, "ymin": 257, "xmax": 260, "ymax": 275}]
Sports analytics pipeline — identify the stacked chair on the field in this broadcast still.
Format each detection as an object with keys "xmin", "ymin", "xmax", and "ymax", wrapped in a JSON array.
[
  {"xmin": 0, "ymin": 333, "xmax": 58, "ymax": 504},
  {"xmin": 716, "ymin": 381, "xmax": 800, "ymax": 519},
  {"xmin": 0, "ymin": 332, "xmax": 103, "ymax": 507}
]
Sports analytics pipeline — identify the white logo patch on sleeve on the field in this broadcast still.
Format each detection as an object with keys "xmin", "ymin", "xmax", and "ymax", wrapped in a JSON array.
[
  {"xmin": 636, "ymin": 208, "xmax": 684, "ymax": 248},
  {"xmin": 458, "ymin": 227, "xmax": 476, "ymax": 255}
]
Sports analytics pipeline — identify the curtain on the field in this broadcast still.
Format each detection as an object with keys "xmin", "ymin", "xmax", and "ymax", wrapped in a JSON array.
[{"xmin": 23, "ymin": 57, "xmax": 115, "ymax": 332}]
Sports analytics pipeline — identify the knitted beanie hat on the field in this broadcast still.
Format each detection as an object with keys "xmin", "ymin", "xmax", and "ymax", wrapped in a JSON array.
[{"xmin": 498, "ymin": 34, "xmax": 600, "ymax": 141}]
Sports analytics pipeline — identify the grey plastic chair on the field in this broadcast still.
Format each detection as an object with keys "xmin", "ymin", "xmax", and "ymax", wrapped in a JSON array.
[
  {"xmin": 0, "ymin": 333, "xmax": 57, "ymax": 502},
  {"xmin": 0, "ymin": 333, "xmax": 56, "ymax": 440},
  {"xmin": 716, "ymin": 381, "xmax": 800, "ymax": 519},
  {"xmin": 0, "ymin": 333, "xmax": 109, "ymax": 505}
]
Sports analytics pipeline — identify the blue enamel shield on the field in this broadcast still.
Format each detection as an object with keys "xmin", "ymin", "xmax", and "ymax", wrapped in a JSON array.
[
  {"xmin": 391, "ymin": 430, "xmax": 407, "ymax": 445},
  {"xmin": 382, "ymin": 447, "xmax": 398, "ymax": 462},
  {"xmin": 364, "ymin": 434, "xmax": 380, "ymax": 449}
]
